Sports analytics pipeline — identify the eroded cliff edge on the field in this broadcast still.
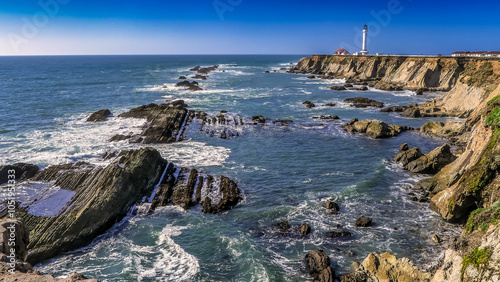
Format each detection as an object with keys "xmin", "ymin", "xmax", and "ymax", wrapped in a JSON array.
[{"xmin": 294, "ymin": 55, "xmax": 500, "ymax": 281}]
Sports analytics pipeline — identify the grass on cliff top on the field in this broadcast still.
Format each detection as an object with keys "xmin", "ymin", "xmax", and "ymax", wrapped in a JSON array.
[
  {"xmin": 466, "ymin": 201, "xmax": 500, "ymax": 233},
  {"xmin": 461, "ymin": 62, "xmax": 500, "ymax": 93},
  {"xmin": 461, "ymin": 247, "xmax": 492, "ymax": 281}
]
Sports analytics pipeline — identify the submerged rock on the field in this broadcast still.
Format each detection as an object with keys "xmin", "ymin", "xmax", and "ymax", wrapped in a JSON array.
[
  {"xmin": 0, "ymin": 163, "xmax": 39, "ymax": 185},
  {"xmin": 305, "ymin": 249, "xmax": 335, "ymax": 282},
  {"xmin": 324, "ymin": 103, "xmax": 336, "ymax": 107},
  {"xmin": 312, "ymin": 115, "xmax": 339, "ymax": 120},
  {"xmin": 344, "ymin": 97, "xmax": 384, "ymax": 108},
  {"xmin": 86, "ymin": 109, "xmax": 111, "ymax": 122},
  {"xmin": 330, "ymin": 86, "xmax": 346, "ymax": 91},
  {"xmin": 325, "ymin": 230, "xmax": 352, "ymax": 238}
]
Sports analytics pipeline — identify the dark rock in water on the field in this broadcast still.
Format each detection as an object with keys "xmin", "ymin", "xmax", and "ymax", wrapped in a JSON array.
[
  {"xmin": 22, "ymin": 148, "xmax": 167, "ymax": 265},
  {"xmin": 402, "ymin": 108, "xmax": 422, "ymax": 118},
  {"xmin": 273, "ymin": 119, "xmax": 293, "ymax": 126},
  {"xmin": 0, "ymin": 163, "xmax": 39, "ymax": 185},
  {"xmin": 128, "ymin": 135, "xmax": 144, "ymax": 144},
  {"xmin": 358, "ymin": 86, "xmax": 369, "ymax": 91},
  {"xmin": 300, "ymin": 223, "xmax": 311, "ymax": 236},
  {"xmin": 343, "ymin": 119, "xmax": 412, "ymax": 139},
  {"xmin": 303, "ymin": 101, "xmax": 316, "ymax": 108},
  {"xmin": 102, "ymin": 152, "xmax": 116, "ymax": 160},
  {"xmin": 347, "ymin": 250, "xmax": 356, "ymax": 256},
  {"xmin": 0, "ymin": 218, "xmax": 29, "ymax": 261},
  {"xmin": 393, "ymin": 147, "xmax": 424, "ymax": 166},
  {"xmin": 344, "ymin": 97, "xmax": 384, "ymax": 108},
  {"xmin": 344, "ymin": 83, "xmax": 353, "ymax": 88},
  {"xmin": 252, "ymin": 115, "xmax": 268, "ymax": 124},
  {"xmin": 415, "ymin": 88, "xmax": 424, "ymax": 95},
  {"xmin": 265, "ymin": 70, "xmax": 270, "ymax": 73},
  {"xmin": 189, "ymin": 66, "xmax": 201, "ymax": 71},
  {"xmin": 308, "ymin": 75, "xmax": 316, "ymax": 79},
  {"xmin": 313, "ymin": 115, "xmax": 339, "ymax": 120},
  {"xmin": 193, "ymin": 74, "xmax": 208, "ymax": 80},
  {"xmin": 178, "ymin": 76, "xmax": 187, "ymax": 79},
  {"xmin": 199, "ymin": 176, "xmax": 242, "ymax": 214},
  {"xmin": 175, "ymin": 80, "xmax": 203, "ymax": 91},
  {"xmin": 380, "ymin": 105, "xmax": 408, "ymax": 112},
  {"xmin": 109, "ymin": 134, "xmax": 132, "ymax": 142},
  {"xmin": 116, "ymin": 103, "xmax": 188, "ymax": 144},
  {"xmin": 279, "ymin": 221, "xmax": 291, "ymax": 231},
  {"xmin": 324, "ymin": 103, "xmax": 336, "ymax": 107},
  {"xmin": 405, "ymin": 144, "xmax": 457, "ymax": 174},
  {"xmin": 87, "ymin": 109, "xmax": 112, "ymax": 122},
  {"xmin": 326, "ymin": 230, "xmax": 352, "ymax": 238},
  {"xmin": 305, "ymin": 250, "xmax": 335, "ymax": 282},
  {"xmin": 330, "ymin": 86, "xmax": 346, "ymax": 91},
  {"xmin": 355, "ymin": 216, "xmax": 372, "ymax": 227},
  {"xmin": 325, "ymin": 201, "xmax": 340, "ymax": 212},
  {"xmin": 399, "ymin": 143, "xmax": 409, "ymax": 152}
]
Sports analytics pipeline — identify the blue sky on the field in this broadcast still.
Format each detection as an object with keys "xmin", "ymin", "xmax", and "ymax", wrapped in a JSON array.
[{"xmin": 0, "ymin": 0, "xmax": 499, "ymax": 55}]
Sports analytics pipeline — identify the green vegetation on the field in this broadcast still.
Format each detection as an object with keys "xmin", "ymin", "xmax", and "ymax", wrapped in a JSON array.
[
  {"xmin": 461, "ymin": 62, "xmax": 499, "ymax": 93},
  {"xmin": 466, "ymin": 202, "xmax": 500, "ymax": 233},
  {"xmin": 461, "ymin": 247, "xmax": 492, "ymax": 281}
]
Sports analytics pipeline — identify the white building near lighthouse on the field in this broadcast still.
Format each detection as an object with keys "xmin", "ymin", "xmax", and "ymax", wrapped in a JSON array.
[{"xmin": 353, "ymin": 25, "xmax": 369, "ymax": 56}]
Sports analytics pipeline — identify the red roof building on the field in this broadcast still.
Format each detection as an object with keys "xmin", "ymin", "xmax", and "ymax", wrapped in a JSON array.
[{"xmin": 334, "ymin": 48, "xmax": 350, "ymax": 55}]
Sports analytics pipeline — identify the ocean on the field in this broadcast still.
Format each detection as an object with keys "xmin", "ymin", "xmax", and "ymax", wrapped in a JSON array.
[{"xmin": 0, "ymin": 55, "xmax": 461, "ymax": 281}]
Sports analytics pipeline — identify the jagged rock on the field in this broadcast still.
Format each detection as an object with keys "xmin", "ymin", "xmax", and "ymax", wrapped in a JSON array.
[
  {"xmin": 0, "ymin": 164, "xmax": 39, "ymax": 185},
  {"xmin": 0, "ymin": 218, "xmax": 29, "ymax": 262},
  {"xmin": 326, "ymin": 230, "xmax": 352, "ymax": 238},
  {"xmin": 189, "ymin": 66, "xmax": 201, "ymax": 71},
  {"xmin": 358, "ymin": 86, "xmax": 368, "ymax": 91},
  {"xmin": 178, "ymin": 76, "xmax": 187, "ymax": 79},
  {"xmin": 419, "ymin": 121, "xmax": 462, "ymax": 138},
  {"xmin": 374, "ymin": 81, "xmax": 403, "ymax": 91},
  {"xmin": 399, "ymin": 143, "xmax": 409, "ymax": 151},
  {"xmin": 344, "ymin": 83, "xmax": 353, "ymax": 88},
  {"xmin": 393, "ymin": 147, "xmax": 425, "ymax": 167},
  {"xmin": 308, "ymin": 75, "xmax": 316, "ymax": 79},
  {"xmin": 415, "ymin": 88, "xmax": 424, "ymax": 95},
  {"xmin": 175, "ymin": 80, "xmax": 203, "ymax": 91},
  {"xmin": 325, "ymin": 201, "xmax": 340, "ymax": 213},
  {"xmin": 18, "ymin": 148, "xmax": 168, "ymax": 265},
  {"xmin": 355, "ymin": 216, "xmax": 372, "ymax": 227},
  {"xmin": 312, "ymin": 115, "xmax": 339, "ymax": 120},
  {"xmin": 114, "ymin": 103, "xmax": 188, "ymax": 144},
  {"xmin": 305, "ymin": 250, "xmax": 335, "ymax": 282},
  {"xmin": 405, "ymin": 144, "xmax": 457, "ymax": 174},
  {"xmin": 402, "ymin": 108, "xmax": 422, "ymax": 118},
  {"xmin": 324, "ymin": 103, "xmax": 336, "ymax": 107},
  {"xmin": 330, "ymin": 86, "xmax": 346, "ymax": 91},
  {"xmin": 344, "ymin": 97, "xmax": 384, "ymax": 108},
  {"xmin": 341, "ymin": 252, "xmax": 429, "ymax": 282},
  {"xmin": 343, "ymin": 119, "xmax": 412, "ymax": 139},
  {"xmin": 86, "ymin": 109, "xmax": 111, "ymax": 122},
  {"xmin": 300, "ymin": 223, "xmax": 311, "ymax": 236},
  {"xmin": 102, "ymin": 152, "xmax": 116, "ymax": 160},
  {"xmin": 200, "ymin": 176, "xmax": 242, "ymax": 214},
  {"xmin": 380, "ymin": 105, "xmax": 408, "ymax": 112},
  {"xmin": 303, "ymin": 101, "xmax": 316, "ymax": 108},
  {"xmin": 192, "ymin": 74, "xmax": 208, "ymax": 80}
]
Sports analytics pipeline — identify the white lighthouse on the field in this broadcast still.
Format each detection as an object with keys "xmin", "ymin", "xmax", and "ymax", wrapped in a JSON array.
[{"xmin": 360, "ymin": 24, "xmax": 368, "ymax": 55}]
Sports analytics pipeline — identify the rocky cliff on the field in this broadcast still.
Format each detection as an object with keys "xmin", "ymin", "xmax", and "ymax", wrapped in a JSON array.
[{"xmin": 294, "ymin": 55, "xmax": 500, "ymax": 281}]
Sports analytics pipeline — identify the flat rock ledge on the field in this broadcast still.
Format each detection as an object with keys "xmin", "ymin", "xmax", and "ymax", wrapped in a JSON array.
[{"xmin": 1, "ymin": 147, "xmax": 241, "ymax": 265}]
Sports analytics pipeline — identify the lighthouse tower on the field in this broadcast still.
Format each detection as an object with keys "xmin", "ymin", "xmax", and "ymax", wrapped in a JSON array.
[{"xmin": 360, "ymin": 24, "xmax": 368, "ymax": 55}]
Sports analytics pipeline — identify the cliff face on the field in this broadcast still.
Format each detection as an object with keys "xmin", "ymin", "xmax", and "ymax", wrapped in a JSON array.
[
  {"xmin": 295, "ymin": 55, "xmax": 500, "ymax": 281},
  {"xmin": 295, "ymin": 55, "xmax": 500, "ymax": 114}
]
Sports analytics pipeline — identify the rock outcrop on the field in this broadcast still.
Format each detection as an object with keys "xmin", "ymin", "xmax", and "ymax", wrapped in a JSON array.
[
  {"xmin": 344, "ymin": 97, "xmax": 384, "ymax": 108},
  {"xmin": 86, "ymin": 109, "xmax": 111, "ymax": 122},
  {"xmin": 341, "ymin": 252, "xmax": 430, "ymax": 282},
  {"xmin": 404, "ymin": 144, "xmax": 457, "ymax": 174},
  {"xmin": 0, "ymin": 163, "xmax": 39, "ymax": 185},
  {"xmin": 111, "ymin": 102, "xmax": 188, "ymax": 144},
  {"xmin": 343, "ymin": 119, "xmax": 412, "ymax": 139},
  {"xmin": 393, "ymin": 145, "xmax": 425, "ymax": 167},
  {"xmin": 305, "ymin": 250, "xmax": 335, "ymax": 282},
  {"xmin": 2, "ymin": 148, "xmax": 242, "ymax": 265}
]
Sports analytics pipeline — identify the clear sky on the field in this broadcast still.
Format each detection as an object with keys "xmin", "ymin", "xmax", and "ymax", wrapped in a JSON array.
[{"xmin": 0, "ymin": 0, "xmax": 499, "ymax": 55}]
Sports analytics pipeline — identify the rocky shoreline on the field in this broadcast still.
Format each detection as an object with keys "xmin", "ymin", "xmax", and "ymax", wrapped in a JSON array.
[
  {"xmin": 292, "ymin": 55, "xmax": 500, "ymax": 281},
  {"xmin": 2, "ymin": 57, "xmax": 500, "ymax": 281}
]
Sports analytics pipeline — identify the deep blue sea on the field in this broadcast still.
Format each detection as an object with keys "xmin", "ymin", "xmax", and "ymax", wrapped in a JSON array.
[{"xmin": 0, "ymin": 55, "xmax": 461, "ymax": 281}]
